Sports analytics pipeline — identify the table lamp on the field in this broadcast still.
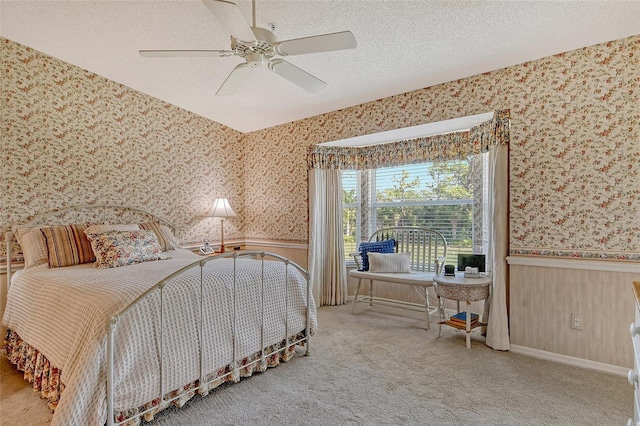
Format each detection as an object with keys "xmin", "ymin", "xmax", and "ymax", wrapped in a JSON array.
[{"xmin": 209, "ymin": 198, "xmax": 236, "ymax": 253}]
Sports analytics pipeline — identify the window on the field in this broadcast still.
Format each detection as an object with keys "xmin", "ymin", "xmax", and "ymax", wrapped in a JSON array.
[
  {"xmin": 343, "ymin": 153, "xmax": 488, "ymax": 264},
  {"xmin": 342, "ymin": 169, "xmax": 360, "ymax": 257}
]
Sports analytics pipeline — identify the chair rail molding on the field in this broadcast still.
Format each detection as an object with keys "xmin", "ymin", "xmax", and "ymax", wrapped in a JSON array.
[
  {"xmin": 243, "ymin": 239, "xmax": 308, "ymax": 250},
  {"xmin": 507, "ymin": 256, "xmax": 640, "ymax": 273}
]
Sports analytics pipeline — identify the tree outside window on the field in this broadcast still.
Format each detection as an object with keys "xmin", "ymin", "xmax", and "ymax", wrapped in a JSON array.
[{"xmin": 343, "ymin": 155, "xmax": 486, "ymax": 264}]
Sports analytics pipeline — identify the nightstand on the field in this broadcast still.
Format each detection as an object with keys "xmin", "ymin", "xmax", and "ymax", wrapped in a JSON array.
[{"xmin": 433, "ymin": 273, "xmax": 492, "ymax": 348}]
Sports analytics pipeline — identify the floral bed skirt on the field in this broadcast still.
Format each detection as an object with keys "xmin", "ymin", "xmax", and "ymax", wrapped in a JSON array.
[
  {"xmin": 3, "ymin": 329, "xmax": 305, "ymax": 424},
  {"xmin": 3, "ymin": 329, "xmax": 63, "ymax": 411}
]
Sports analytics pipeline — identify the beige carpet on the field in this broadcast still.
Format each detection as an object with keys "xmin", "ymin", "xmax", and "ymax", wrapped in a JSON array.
[{"xmin": 0, "ymin": 304, "xmax": 631, "ymax": 425}]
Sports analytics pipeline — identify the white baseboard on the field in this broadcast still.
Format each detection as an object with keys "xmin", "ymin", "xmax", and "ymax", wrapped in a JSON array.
[{"xmin": 510, "ymin": 344, "xmax": 629, "ymax": 376}]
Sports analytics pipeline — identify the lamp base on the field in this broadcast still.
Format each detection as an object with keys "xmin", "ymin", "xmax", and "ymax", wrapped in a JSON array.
[{"xmin": 219, "ymin": 219, "xmax": 226, "ymax": 254}]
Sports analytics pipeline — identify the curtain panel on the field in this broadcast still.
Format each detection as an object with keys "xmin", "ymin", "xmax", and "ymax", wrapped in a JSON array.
[
  {"xmin": 485, "ymin": 144, "xmax": 510, "ymax": 350},
  {"xmin": 308, "ymin": 110, "xmax": 510, "ymax": 170},
  {"xmin": 308, "ymin": 169, "xmax": 348, "ymax": 306}
]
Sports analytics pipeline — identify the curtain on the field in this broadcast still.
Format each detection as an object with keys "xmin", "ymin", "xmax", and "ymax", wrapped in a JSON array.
[
  {"xmin": 308, "ymin": 169, "xmax": 348, "ymax": 306},
  {"xmin": 485, "ymin": 143, "xmax": 510, "ymax": 350}
]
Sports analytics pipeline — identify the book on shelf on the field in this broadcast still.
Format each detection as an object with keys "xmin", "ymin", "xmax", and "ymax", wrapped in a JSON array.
[
  {"xmin": 448, "ymin": 320, "xmax": 479, "ymax": 328},
  {"xmin": 449, "ymin": 320, "xmax": 479, "ymax": 328},
  {"xmin": 448, "ymin": 311, "xmax": 479, "ymax": 325}
]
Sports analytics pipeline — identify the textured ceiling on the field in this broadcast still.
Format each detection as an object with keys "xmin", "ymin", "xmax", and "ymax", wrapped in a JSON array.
[{"xmin": 1, "ymin": 1, "xmax": 640, "ymax": 133}]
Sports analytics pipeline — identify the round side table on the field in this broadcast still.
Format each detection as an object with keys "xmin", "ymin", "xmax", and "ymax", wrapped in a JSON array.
[{"xmin": 433, "ymin": 274, "xmax": 492, "ymax": 348}]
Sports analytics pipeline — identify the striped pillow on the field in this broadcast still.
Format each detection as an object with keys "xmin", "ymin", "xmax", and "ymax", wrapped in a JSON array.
[
  {"xmin": 15, "ymin": 227, "xmax": 49, "ymax": 268},
  {"xmin": 41, "ymin": 224, "xmax": 95, "ymax": 268},
  {"xmin": 159, "ymin": 224, "xmax": 180, "ymax": 249},
  {"xmin": 139, "ymin": 222, "xmax": 177, "ymax": 251}
]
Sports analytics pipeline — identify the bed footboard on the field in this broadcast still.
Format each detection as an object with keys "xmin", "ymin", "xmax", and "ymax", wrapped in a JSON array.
[{"xmin": 105, "ymin": 251, "xmax": 313, "ymax": 426}]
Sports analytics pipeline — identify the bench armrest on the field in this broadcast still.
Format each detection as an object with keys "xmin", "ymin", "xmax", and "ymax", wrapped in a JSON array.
[
  {"xmin": 349, "ymin": 252, "xmax": 363, "ymax": 270},
  {"xmin": 435, "ymin": 255, "xmax": 447, "ymax": 274}
]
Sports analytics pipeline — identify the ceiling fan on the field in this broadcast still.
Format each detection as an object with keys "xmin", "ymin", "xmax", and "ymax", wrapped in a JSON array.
[{"xmin": 140, "ymin": 0, "xmax": 357, "ymax": 95}]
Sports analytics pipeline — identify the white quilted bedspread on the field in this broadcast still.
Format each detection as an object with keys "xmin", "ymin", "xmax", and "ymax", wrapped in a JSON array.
[{"xmin": 2, "ymin": 249, "xmax": 317, "ymax": 425}]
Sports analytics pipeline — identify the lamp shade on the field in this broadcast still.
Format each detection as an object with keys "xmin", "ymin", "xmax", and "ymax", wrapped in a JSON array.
[{"xmin": 209, "ymin": 198, "xmax": 237, "ymax": 218}]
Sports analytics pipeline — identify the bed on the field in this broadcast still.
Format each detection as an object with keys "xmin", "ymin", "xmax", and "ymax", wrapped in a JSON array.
[{"xmin": 2, "ymin": 205, "xmax": 316, "ymax": 426}]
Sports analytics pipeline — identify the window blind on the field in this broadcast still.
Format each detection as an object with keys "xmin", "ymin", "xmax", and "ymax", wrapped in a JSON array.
[{"xmin": 343, "ymin": 155, "xmax": 488, "ymax": 264}]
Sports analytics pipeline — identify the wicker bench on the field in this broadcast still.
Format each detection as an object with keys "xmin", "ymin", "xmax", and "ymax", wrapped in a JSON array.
[{"xmin": 349, "ymin": 227, "xmax": 448, "ymax": 330}]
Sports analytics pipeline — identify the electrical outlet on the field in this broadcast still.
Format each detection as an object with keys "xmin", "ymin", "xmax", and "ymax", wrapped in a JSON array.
[{"xmin": 571, "ymin": 313, "xmax": 583, "ymax": 330}]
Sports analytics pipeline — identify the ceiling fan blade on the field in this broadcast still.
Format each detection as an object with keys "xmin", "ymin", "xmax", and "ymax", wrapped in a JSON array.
[
  {"xmin": 268, "ymin": 59, "xmax": 326, "ymax": 93},
  {"xmin": 203, "ymin": 0, "xmax": 256, "ymax": 44},
  {"xmin": 274, "ymin": 31, "xmax": 357, "ymax": 56},
  {"xmin": 216, "ymin": 62, "xmax": 253, "ymax": 96},
  {"xmin": 139, "ymin": 49, "xmax": 235, "ymax": 58}
]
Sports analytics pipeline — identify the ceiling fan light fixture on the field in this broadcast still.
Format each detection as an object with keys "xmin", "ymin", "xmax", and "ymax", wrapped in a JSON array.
[{"xmin": 246, "ymin": 52, "xmax": 266, "ymax": 67}]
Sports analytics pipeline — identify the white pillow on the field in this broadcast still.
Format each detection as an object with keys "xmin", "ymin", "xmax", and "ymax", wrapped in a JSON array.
[
  {"xmin": 84, "ymin": 223, "xmax": 140, "ymax": 234},
  {"xmin": 367, "ymin": 252, "xmax": 411, "ymax": 273}
]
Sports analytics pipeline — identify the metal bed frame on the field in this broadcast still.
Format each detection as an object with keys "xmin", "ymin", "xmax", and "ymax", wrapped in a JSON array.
[
  {"xmin": 4, "ymin": 205, "xmax": 312, "ymax": 425},
  {"xmin": 106, "ymin": 250, "xmax": 310, "ymax": 425}
]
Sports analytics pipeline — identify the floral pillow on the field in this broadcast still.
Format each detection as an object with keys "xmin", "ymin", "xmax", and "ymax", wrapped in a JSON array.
[{"xmin": 86, "ymin": 230, "xmax": 167, "ymax": 269}]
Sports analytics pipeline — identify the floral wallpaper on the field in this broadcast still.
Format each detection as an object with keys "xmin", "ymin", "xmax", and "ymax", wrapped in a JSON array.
[
  {"xmin": 1, "ymin": 38, "xmax": 244, "ymax": 262},
  {"xmin": 243, "ymin": 35, "xmax": 640, "ymax": 260},
  {"xmin": 2, "ymin": 34, "xmax": 639, "ymax": 263}
]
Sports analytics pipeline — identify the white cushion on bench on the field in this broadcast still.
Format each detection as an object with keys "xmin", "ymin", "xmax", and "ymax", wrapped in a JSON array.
[
  {"xmin": 367, "ymin": 252, "xmax": 411, "ymax": 273},
  {"xmin": 349, "ymin": 270, "xmax": 437, "ymax": 288}
]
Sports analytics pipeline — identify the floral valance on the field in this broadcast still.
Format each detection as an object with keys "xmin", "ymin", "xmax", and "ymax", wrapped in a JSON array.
[{"xmin": 308, "ymin": 110, "xmax": 510, "ymax": 170}]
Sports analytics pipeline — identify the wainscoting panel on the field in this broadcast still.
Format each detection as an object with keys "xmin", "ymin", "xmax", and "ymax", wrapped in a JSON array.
[
  {"xmin": 510, "ymin": 260, "xmax": 638, "ymax": 368},
  {"xmin": 243, "ymin": 241, "xmax": 308, "ymax": 271},
  {"xmin": 509, "ymin": 265, "xmax": 547, "ymax": 351}
]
